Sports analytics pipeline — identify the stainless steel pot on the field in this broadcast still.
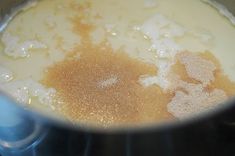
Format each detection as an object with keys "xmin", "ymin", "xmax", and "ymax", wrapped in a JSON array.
[{"xmin": 1, "ymin": 1, "xmax": 235, "ymax": 156}]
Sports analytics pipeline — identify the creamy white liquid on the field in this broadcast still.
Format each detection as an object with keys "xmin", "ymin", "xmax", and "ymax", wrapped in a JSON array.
[{"xmin": 0, "ymin": 0, "xmax": 235, "ymax": 123}]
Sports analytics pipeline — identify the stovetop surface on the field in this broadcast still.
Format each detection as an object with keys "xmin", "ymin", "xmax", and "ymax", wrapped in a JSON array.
[{"xmin": 1, "ymin": 124, "xmax": 235, "ymax": 156}]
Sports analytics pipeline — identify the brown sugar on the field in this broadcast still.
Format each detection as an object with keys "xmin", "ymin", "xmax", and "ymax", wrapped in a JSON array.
[
  {"xmin": 42, "ymin": 43, "xmax": 174, "ymax": 127},
  {"xmin": 42, "ymin": 6, "xmax": 173, "ymax": 126}
]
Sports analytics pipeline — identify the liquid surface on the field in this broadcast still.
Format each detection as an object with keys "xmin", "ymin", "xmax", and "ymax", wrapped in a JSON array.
[{"xmin": 1, "ymin": 0, "xmax": 235, "ymax": 127}]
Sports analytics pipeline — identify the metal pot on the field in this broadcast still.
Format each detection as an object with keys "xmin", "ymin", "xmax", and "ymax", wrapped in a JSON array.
[{"xmin": 1, "ymin": 0, "xmax": 235, "ymax": 156}]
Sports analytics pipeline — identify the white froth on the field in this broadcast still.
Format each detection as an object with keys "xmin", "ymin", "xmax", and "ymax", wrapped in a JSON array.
[
  {"xmin": 140, "ymin": 14, "xmax": 185, "ymax": 89},
  {"xmin": 1, "ymin": 32, "xmax": 47, "ymax": 58},
  {"xmin": 141, "ymin": 14, "xmax": 186, "ymax": 44},
  {"xmin": 0, "ymin": 79, "xmax": 56, "ymax": 107},
  {"xmin": 139, "ymin": 59, "xmax": 172, "ymax": 89},
  {"xmin": 166, "ymin": 51, "xmax": 227, "ymax": 119},
  {"xmin": 0, "ymin": 65, "xmax": 13, "ymax": 83},
  {"xmin": 0, "ymin": 65, "xmax": 56, "ymax": 107},
  {"xmin": 98, "ymin": 76, "xmax": 118, "ymax": 89},
  {"xmin": 167, "ymin": 80, "xmax": 227, "ymax": 119},
  {"xmin": 178, "ymin": 52, "xmax": 216, "ymax": 86}
]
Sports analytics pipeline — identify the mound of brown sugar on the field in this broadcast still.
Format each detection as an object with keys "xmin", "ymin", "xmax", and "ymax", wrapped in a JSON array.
[
  {"xmin": 41, "ymin": 3, "xmax": 176, "ymax": 127},
  {"xmin": 42, "ymin": 43, "xmax": 174, "ymax": 127}
]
